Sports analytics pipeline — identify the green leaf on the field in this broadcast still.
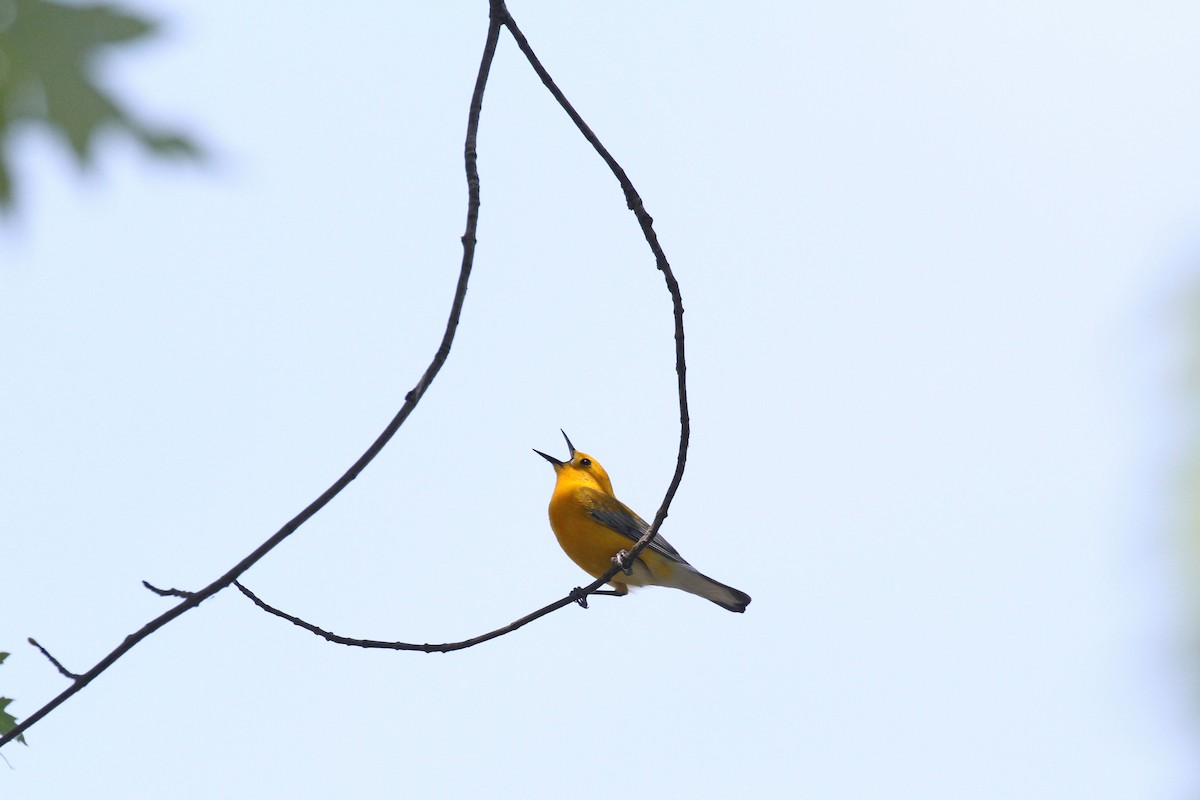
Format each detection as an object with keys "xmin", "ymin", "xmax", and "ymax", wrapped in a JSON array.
[
  {"xmin": 0, "ymin": 0, "xmax": 201, "ymax": 211},
  {"xmin": 0, "ymin": 652, "xmax": 27, "ymax": 745}
]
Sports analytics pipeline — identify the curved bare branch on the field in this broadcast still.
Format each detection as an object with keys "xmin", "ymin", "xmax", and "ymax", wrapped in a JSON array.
[{"xmin": 0, "ymin": 0, "xmax": 507, "ymax": 750}]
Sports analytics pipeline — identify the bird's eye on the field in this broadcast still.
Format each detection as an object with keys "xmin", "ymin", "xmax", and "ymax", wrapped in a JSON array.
[{"xmin": 580, "ymin": 458, "xmax": 592, "ymax": 467}]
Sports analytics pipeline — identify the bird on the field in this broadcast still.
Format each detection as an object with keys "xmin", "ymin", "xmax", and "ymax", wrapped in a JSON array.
[{"xmin": 534, "ymin": 430, "xmax": 751, "ymax": 613}]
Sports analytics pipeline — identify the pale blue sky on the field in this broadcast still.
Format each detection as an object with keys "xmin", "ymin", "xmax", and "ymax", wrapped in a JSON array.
[{"xmin": 3, "ymin": 2, "xmax": 1199, "ymax": 797}]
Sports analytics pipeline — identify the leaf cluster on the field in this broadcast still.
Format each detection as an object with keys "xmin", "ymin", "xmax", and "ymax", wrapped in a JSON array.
[
  {"xmin": 0, "ymin": 653, "xmax": 26, "ymax": 745},
  {"xmin": 0, "ymin": 0, "xmax": 198, "ymax": 210}
]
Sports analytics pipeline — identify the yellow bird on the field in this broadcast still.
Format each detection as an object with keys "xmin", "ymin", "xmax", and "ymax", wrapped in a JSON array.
[{"xmin": 534, "ymin": 431, "xmax": 751, "ymax": 613}]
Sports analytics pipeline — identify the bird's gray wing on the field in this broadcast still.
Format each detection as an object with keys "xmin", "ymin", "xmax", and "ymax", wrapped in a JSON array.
[{"xmin": 578, "ymin": 487, "xmax": 689, "ymax": 565}]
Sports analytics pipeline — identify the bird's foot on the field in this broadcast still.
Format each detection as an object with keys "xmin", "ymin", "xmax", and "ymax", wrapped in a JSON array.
[
  {"xmin": 613, "ymin": 550, "xmax": 635, "ymax": 576},
  {"xmin": 570, "ymin": 587, "xmax": 590, "ymax": 609}
]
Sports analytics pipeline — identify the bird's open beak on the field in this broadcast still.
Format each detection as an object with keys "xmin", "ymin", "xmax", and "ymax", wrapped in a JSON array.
[{"xmin": 533, "ymin": 430, "xmax": 575, "ymax": 467}]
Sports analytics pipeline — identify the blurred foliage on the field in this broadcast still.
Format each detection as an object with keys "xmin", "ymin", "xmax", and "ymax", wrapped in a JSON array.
[
  {"xmin": 0, "ymin": 0, "xmax": 199, "ymax": 212},
  {"xmin": 1183, "ymin": 285, "xmax": 1200, "ymax": 712},
  {"xmin": 0, "ymin": 652, "xmax": 26, "ymax": 745}
]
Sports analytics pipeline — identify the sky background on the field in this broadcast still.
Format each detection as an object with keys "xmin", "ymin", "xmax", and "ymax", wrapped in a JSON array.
[{"xmin": 3, "ymin": 2, "xmax": 1200, "ymax": 797}]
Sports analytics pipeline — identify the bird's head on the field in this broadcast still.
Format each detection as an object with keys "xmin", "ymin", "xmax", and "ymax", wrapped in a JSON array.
[{"xmin": 533, "ymin": 430, "xmax": 615, "ymax": 495}]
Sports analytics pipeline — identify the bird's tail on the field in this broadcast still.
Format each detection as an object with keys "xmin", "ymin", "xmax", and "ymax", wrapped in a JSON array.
[{"xmin": 673, "ymin": 566, "xmax": 751, "ymax": 613}]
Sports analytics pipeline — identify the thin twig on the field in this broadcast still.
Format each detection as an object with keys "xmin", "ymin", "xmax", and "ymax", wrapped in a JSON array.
[
  {"xmin": 142, "ymin": 581, "xmax": 194, "ymax": 599},
  {"xmin": 235, "ymin": 581, "xmax": 589, "ymax": 653},
  {"xmin": 237, "ymin": 1, "xmax": 692, "ymax": 642},
  {"xmin": 26, "ymin": 639, "xmax": 81, "ymax": 681},
  {"xmin": 0, "ymin": 2, "xmax": 505, "ymax": 751},
  {"xmin": 498, "ymin": 6, "xmax": 690, "ymax": 587}
]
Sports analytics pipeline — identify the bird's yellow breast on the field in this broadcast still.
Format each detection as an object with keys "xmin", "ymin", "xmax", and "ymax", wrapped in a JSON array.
[
  {"xmin": 547, "ymin": 484, "xmax": 634, "ymax": 579},
  {"xmin": 546, "ymin": 483, "xmax": 675, "ymax": 587}
]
